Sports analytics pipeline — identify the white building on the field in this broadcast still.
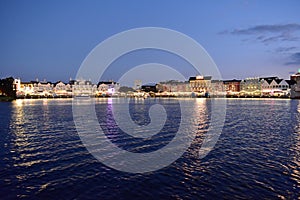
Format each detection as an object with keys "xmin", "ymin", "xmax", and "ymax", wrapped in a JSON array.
[
  {"xmin": 33, "ymin": 81, "xmax": 54, "ymax": 97},
  {"xmin": 134, "ymin": 80, "xmax": 142, "ymax": 90},
  {"xmin": 97, "ymin": 81, "xmax": 120, "ymax": 97},
  {"xmin": 72, "ymin": 80, "xmax": 95, "ymax": 97},
  {"xmin": 53, "ymin": 81, "xmax": 72, "ymax": 97},
  {"xmin": 260, "ymin": 77, "xmax": 290, "ymax": 97}
]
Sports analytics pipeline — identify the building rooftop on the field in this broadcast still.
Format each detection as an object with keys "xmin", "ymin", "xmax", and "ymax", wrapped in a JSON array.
[
  {"xmin": 223, "ymin": 79, "xmax": 241, "ymax": 83},
  {"xmin": 189, "ymin": 76, "xmax": 212, "ymax": 81},
  {"xmin": 142, "ymin": 83, "xmax": 157, "ymax": 87}
]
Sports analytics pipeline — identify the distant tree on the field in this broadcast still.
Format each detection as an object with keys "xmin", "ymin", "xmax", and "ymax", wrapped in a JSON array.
[
  {"xmin": 119, "ymin": 86, "xmax": 135, "ymax": 93},
  {"xmin": 0, "ymin": 77, "xmax": 16, "ymax": 98}
]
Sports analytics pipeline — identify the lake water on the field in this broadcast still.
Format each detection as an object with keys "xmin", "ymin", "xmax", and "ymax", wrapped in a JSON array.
[{"xmin": 0, "ymin": 98, "xmax": 299, "ymax": 199}]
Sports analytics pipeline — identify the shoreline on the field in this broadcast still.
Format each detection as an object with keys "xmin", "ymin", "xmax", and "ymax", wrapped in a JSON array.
[
  {"xmin": 5, "ymin": 96, "xmax": 298, "ymax": 100},
  {"xmin": 0, "ymin": 96, "xmax": 16, "ymax": 102}
]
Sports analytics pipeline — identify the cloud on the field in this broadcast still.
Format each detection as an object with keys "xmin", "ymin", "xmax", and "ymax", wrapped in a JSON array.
[
  {"xmin": 221, "ymin": 24, "xmax": 300, "ymax": 66},
  {"xmin": 275, "ymin": 46, "xmax": 297, "ymax": 53},
  {"xmin": 222, "ymin": 23, "xmax": 300, "ymax": 45},
  {"xmin": 231, "ymin": 24, "xmax": 300, "ymax": 35},
  {"xmin": 285, "ymin": 52, "xmax": 300, "ymax": 65}
]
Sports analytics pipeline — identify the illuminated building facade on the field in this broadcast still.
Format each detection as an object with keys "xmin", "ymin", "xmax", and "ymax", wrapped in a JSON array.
[
  {"xmin": 189, "ymin": 75, "xmax": 212, "ymax": 94},
  {"xmin": 223, "ymin": 79, "xmax": 241, "ymax": 95}
]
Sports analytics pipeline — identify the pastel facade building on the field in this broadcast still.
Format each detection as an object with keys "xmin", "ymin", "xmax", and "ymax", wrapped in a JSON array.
[
  {"xmin": 189, "ymin": 75, "xmax": 212, "ymax": 94},
  {"xmin": 72, "ymin": 80, "xmax": 95, "ymax": 97},
  {"xmin": 53, "ymin": 81, "xmax": 72, "ymax": 97},
  {"xmin": 211, "ymin": 80, "xmax": 225, "ymax": 96},
  {"xmin": 159, "ymin": 80, "xmax": 191, "ymax": 92},
  {"xmin": 223, "ymin": 79, "xmax": 241, "ymax": 95},
  {"xmin": 240, "ymin": 78, "xmax": 262, "ymax": 97}
]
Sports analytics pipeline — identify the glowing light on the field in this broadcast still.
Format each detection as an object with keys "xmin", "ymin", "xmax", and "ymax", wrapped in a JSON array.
[
  {"xmin": 14, "ymin": 99, "xmax": 23, "ymax": 107},
  {"xmin": 196, "ymin": 75, "xmax": 203, "ymax": 80},
  {"xmin": 108, "ymin": 88, "xmax": 114, "ymax": 94},
  {"xmin": 107, "ymin": 97, "xmax": 113, "ymax": 104}
]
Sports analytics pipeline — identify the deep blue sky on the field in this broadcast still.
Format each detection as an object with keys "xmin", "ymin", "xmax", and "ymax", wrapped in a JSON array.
[{"xmin": 1, "ymin": 0, "xmax": 300, "ymax": 84}]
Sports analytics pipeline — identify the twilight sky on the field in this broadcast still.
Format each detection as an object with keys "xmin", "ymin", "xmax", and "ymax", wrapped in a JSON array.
[{"xmin": 1, "ymin": 0, "xmax": 300, "ymax": 85}]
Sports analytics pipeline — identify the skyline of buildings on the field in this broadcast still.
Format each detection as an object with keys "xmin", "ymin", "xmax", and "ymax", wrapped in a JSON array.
[{"xmin": 2, "ymin": 69, "xmax": 300, "ymax": 99}]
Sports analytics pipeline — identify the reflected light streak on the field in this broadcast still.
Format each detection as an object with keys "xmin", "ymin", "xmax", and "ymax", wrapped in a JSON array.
[
  {"xmin": 292, "ymin": 101, "xmax": 300, "ymax": 187},
  {"xmin": 14, "ymin": 99, "xmax": 24, "ymax": 107},
  {"xmin": 182, "ymin": 99, "xmax": 209, "ymax": 177}
]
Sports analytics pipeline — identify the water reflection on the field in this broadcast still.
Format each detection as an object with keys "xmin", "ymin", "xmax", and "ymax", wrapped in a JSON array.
[
  {"xmin": 292, "ymin": 101, "xmax": 300, "ymax": 187},
  {"xmin": 6, "ymin": 99, "xmax": 87, "ymax": 198},
  {"xmin": 179, "ymin": 99, "xmax": 209, "ymax": 181},
  {"xmin": 10, "ymin": 101, "xmax": 44, "ymax": 169},
  {"xmin": 1, "ymin": 98, "xmax": 300, "ymax": 199}
]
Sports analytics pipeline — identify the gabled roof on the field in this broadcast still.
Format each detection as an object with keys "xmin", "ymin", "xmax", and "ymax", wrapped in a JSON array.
[
  {"xmin": 286, "ymin": 80, "xmax": 296, "ymax": 86},
  {"xmin": 189, "ymin": 77, "xmax": 196, "ymax": 81},
  {"xmin": 97, "ymin": 81, "xmax": 116, "ymax": 86},
  {"xmin": 259, "ymin": 77, "xmax": 279, "ymax": 84},
  {"xmin": 54, "ymin": 81, "xmax": 69, "ymax": 86},
  {"xmin": 275, "ymin": 79, "xmax": 284, "ymax": 84},
  {"xmin": 39, "ymin": 81, "xmax": 53, "ymax": 85}
]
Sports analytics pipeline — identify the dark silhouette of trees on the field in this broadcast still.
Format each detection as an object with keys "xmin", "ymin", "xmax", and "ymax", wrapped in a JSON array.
[
  {"xmin": 119, "ymin": 86, "xmax": 135, "ymax": 93},
  {"xmin": 0, "ymin": 77, "xmax": 16, "ymax": 99}
]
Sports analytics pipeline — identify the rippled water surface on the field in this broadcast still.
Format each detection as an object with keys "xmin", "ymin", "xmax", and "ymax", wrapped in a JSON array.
[{"xmin": 0, "ymin": 98, "xmax": 299, "ymax": 199}]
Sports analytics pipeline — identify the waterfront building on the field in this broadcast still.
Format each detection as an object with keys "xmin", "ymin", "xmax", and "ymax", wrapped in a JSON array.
[
  {"xmin": 271, "ymin": 79, "xmax": 290, "ymax": 96},
  {"xmin": 17, "ymin": 81, "xmax": 34, "ymax": 97},
  {"xmin": 223, "ymin": 79, "xmax": 241, "ymax": 95},
  {"xmin": 97, "ymin": 81, "xmax": 120, "ymax": 96},
  {"xmin": 97, "ymin": 83, "xmax": 109, "ymax": 97},
  {"xmin": 189, "ymin": 75, "xmax": 212, "ymax": 94},
  {"xmin": 240, "ymin": 77, "xmax": 262, "ymax": 97},
  {"xmin": 290, "ymin": 71, "xmax": 300, "ymax": 98},
  {"xmin": 158, "ymin": 80, "xmax": 191, "ymax": 96},
  {"xmin": 72, "ymin": 80, "xmax": 95, "ymax": 97},
  {"xmin": 5, "ymin": 74, "xmax": 298, "ymax": 99},
  {"xmin": 134, "ymin": 80, "xmax": 142, "ymax": 90},
  {"xmin": 97, "ymin": 83, "xmax": 109, "ymax": 92},
  {"xmin": 260, "ymin": 77, "xmax": 279, "ymax": 96},
  {"xmin": 32, "ymin": 81, "xmax": 54, "ymax": 97},
  {"xmin": 53, "ymin": 81, "xmax": 72, "ymax": 97},
  {"xmin": 260, "ymin": 77, "xmax": 290, "ymax": 97},
  {"xmin": 14, "ymin": 78, "xmax": 21, "ymax": 91},
  {"xmin": 16, "ymin": 79, "xmax": 53, "ymax": 98},
  {"xmin": 141, "ymin": 83, "xmax": 158, "ymax": 93},
  {"xmin": 211, "ymin": 80, "xmax": 225, "ymax": 96}
]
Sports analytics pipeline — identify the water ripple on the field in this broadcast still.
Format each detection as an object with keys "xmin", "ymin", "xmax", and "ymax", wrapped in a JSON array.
[{"xmin": 0, "ymin": 99, "xmax": 299, "ymax": 199}]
